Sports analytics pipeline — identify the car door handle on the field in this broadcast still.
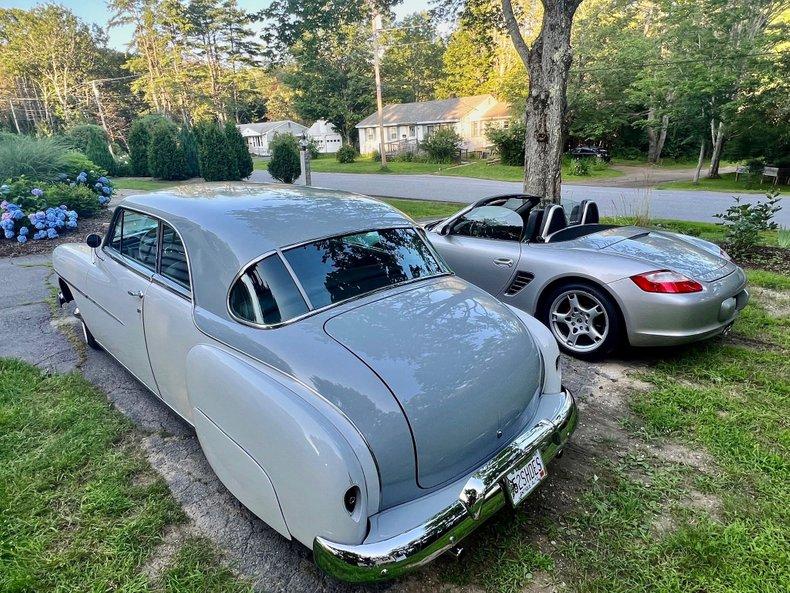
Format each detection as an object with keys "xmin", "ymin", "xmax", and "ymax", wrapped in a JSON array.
[
  {"xmin": 127, "ymin": 290, "xmax": 144, "ymax": 299},
  {"xmin": 493, "ymin": 258, "xmax": 514, "ymax": 267}
]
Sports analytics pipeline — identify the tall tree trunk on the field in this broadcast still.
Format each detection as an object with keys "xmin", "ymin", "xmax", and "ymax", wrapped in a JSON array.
[
  {"xmin": 708, "ymin": 119, "xmax": 726, "ymax": 178},
  {"xmin": 503, "ymin": 0, "xmax": 582, "ymax": 204},
  {"xmin": 693, "ymin": 137, "xmax": 706, "ymax": 184},
  {"xmin": 647, "ymin": 107, "xmax": 669, "ymax": 164}
]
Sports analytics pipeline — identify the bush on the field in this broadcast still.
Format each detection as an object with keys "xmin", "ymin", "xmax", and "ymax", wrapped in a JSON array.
[
  {"xmin": 306, "ymin": 138, "xmax": 320, "ymax": 160},
  {"xmin": 567, "ymin": 157, "xmax": 591, "ymax": 176},
  {"xmin": 421, "ymin": 127, "xmax": 462, "ymax": 163},
  {"xmin": 61, "ymin": 151, "xmax": 104, "ymax": 179},
  {"xmin": 148, "ymin": 123, "xmax": 188, "ymax": 180},
  {"xmin": 195, "ymin": 121, "xmax": 235, "ymax": 181},
  {"xmin": 0, "ymin": 134, "xmax": 72, "ymax": 180},
  {"xmin": 179, "ymin": 126, "xmax": 200, "ymax": 178},
  {"xmin": 486, "ymin": 120, "xmax": 526, "ymax": 166},
  {"xmin": 41, "ymin": 183, "xmax": 103, "ymax": 217},
  {"xmin": 225, "ymin": 121, "xmax": 252, "ymax": 179},
  {"xmin": 714, "ymin": 193, "xmax": 782, "ymax": 258},
  {"xmin": 336, "ymin": 144, "xmax": 356, "ymax": 164},
  {"xmin": 268, "ymin": 134, "xmax": 301, "ymax": 183},
  {"xmin": 85, "ymin": 133, "xmax": 116, "ymax": 176}
]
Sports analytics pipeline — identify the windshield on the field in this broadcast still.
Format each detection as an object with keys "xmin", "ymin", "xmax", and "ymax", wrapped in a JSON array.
[{"xmin": 282, "ymin": 227, "xmax": 448, "ymax": 309}]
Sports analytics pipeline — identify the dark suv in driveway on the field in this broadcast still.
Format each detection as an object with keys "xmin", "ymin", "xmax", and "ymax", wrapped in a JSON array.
[{"xmin": 567, "ymin": 146, "xmax": 610, "ymax": 162}]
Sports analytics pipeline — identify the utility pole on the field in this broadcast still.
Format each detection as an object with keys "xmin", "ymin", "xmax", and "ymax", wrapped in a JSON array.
[
  {"xmin": 371, "ymin": 9, "xmax": 387, "ymax": 167},
  {"xmin": 8, "ymin": 100, "xmax": 21, "ymax": 133},
  {"xmin": 91, "ymin": 80, "xmax": 116, "ymax": 158},
  {"xmin": 299, "ymin": 133, "xmax": 312, "ymax": 186}
]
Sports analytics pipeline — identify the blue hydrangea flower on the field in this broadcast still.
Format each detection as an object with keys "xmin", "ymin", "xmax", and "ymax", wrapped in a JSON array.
[
  {"xmin": 31, "ymin": 188, "xmax": 44, "ymax": 197},
  {"xmin": 46, "ymin": 228, "xmax": 58, "ymax": 239},
  {"xmin": 97, "ymin": 176, "xmax": 109, "ymax": 184},
  {"xmin": 19, "ymin": 227, "xmax": 28, "ymax": 236},
  {"xmin": 12, "ymin": 209, "xmax": 24, "ymax": 220},
  {"xmin": 0, "ymin": 185, "xmax": 9, "ymax": 194},
  {"xmin": 57, "ymin": 173, "xmax": 68, "ymax": 181},
  {"xmin": 33, "ymin": 230, "xmax": 46, "ymax": 240},
  {"xmin": 102, "ymin": 186, "xmax": 112, "ymax": 195},
  {"xmin": 66, "ymin": 220, "xmax": 77, "ymax": 229},
  {"xmin": 17, "ymin": 235, "xmax": 27, "ymax": 244},
  {"xmin": 76, "ymin": 172, "xmax": 88, "ymax": 182},
  {"xmin": 4, "ymin": 230, "xmax": 14, "ymax": 239},
  {"xmin": 1, "ymin": 199, "xmax": 7, "ymax": 208}
]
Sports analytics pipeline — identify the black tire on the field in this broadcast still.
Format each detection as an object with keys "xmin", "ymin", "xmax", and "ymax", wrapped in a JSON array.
[
  {"xmin": 539, "ymin": 281, "xmax": 623, "ymax": 360},
  {"xmin": 81, "ymin": 320, "xmax": 101, "ymax": 350}
]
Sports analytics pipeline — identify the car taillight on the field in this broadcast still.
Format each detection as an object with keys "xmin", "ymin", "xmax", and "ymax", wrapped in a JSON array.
[{"xmin": 630, "ymin": 270, "xmax": 703, "ymax": 293}]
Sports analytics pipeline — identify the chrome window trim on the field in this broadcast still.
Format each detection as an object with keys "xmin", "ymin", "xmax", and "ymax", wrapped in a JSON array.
[
  {"xmin": 226, "ymin": 226, "xmax": 451, "ymax": 330},
  {"xmin": 103, "ymin": 206, "xmax": 195, "ymax": 301}
]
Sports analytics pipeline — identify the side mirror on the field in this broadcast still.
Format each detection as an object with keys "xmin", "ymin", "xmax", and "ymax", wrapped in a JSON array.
[{"xmin": 86, "ymin": 234, "xmax": 102, "ymax": 248}]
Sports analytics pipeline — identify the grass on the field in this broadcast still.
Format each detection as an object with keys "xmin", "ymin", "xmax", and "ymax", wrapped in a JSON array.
[
  {"xmin": 0, "ymin": 358, "xmax": 251, "ymax": 592},
  {"xmin": 380, "ymin": 197, "xmax": 464, "ymax": 220},
  {"xmin": 310, "ymin": 156, "xmax": 447, "ymax": 174},
  {"xmin": 440, "ymin": 275, "xmax": 789, "ymax": 592},
  {"xmin": 442, "ymin": 160, "xmax": 623, "ymax": 182},
  {"xmin": 611, "ymin": 157, "xmax": 734, "ymax": 170},
  {"xmin": 657, "ymin": 172, "xmax": 789, "ymax": 194},
  {"xmin": 112, "ymin": 177, "xmax": 190, "ymax": 191}
]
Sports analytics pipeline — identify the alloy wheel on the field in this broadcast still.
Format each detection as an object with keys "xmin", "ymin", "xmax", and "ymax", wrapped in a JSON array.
[{"xmin": 548, "ymin": 289, "xmax": 609, "ymax": 353}]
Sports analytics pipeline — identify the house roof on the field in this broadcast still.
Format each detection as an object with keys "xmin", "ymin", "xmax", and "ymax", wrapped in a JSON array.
[
  {"xmin": 480, "ymin": 102, "xmax": 512, "ymax": 120},
  {"xmin": 237, "ymin": 120, "xmax": 308, "ymax": 137},
  {"xmin": 307, "ymin": 119, "xmax": 340, "ymax": 136},
  {"xmin": 356, "ymin": 95, "xmax": 496, "ymax": 128}
]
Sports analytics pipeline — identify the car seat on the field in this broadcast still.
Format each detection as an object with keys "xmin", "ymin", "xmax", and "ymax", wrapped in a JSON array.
[{"xmin": 540, "ymin": 205, "xmax": 568, "ymax": 241}]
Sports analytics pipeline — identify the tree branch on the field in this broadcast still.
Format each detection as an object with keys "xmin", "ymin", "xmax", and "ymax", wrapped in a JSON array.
[{"xmin": 501, "ymin": 0, "xmax": 530, "ymax": 65}]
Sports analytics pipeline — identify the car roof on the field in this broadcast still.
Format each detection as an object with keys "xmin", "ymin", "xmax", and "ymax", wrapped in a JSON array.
[{"xmin": 120, "ymin": 182, "xmax": 413, "ymax": 314}]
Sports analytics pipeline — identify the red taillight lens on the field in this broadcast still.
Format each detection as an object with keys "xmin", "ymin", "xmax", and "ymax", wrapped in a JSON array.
[{"xmin": 630, "ymin": 270, "xmax": 703, "ymax": 293}]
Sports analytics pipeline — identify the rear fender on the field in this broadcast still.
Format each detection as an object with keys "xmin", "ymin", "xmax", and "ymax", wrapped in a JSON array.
[{"xmin": 186, "ymin": 344, "xmax": 378, "ymax": 547}]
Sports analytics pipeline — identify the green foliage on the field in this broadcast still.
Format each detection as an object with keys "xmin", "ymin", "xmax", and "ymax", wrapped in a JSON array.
[
  {"xmin": 148, "ymin": 122, "xmax": 188, "ymax": 181},
  {"xmin": 41, "ymin": 183, "xmax": 103, "ymax": 217},
  {"xmin": 0, "ymin": 133, "xmax": 72, "ymax": 180},
  {"xmin": 567, "ymin": 157, "xmax": 591, "ymax": 176},
  {"xmin": 127, "ymin": 119, "xmax": 150, "ymax": 177},
  {"xmin": 335, "ymin": 144, "xmax": 356, "ymax": 164},
  {"xmin": 195, "ymin": 121, "xmax": 235, "ymax": 182},
  {"xmin": 486, "ymin": 120, "xmax": 526, "ymax": 166},
  {"xmin": 84, "ymin": 133, "xmax": 116, "ymax": 176},
  {"xmin": 65, "ymin": 123, "xmax": 105, "ymax": 151},
  {"xmin": 179, "ymin": 126, "xmax": 200, "ymax": 178},
  {"xmin": 267, "ymin": 134, "xmax": 301, "ymax": 183},
  {"xmin": 62, "ymin": 151, "xmax": 105, "ymax": 179},
  {"xmin": 714, "ymin": 193, "xmax": 782, "ymax": 257},
  {"xmin": 305, "ymin": 137, "xmax": 320, "ymax": 159},
  {"xmin": 420, "ymin": 127, "xmax": 462, "ymax": 163},
  {"xmin": 225, "ymin": 121, "xmax": 253, "ymax": 179}
]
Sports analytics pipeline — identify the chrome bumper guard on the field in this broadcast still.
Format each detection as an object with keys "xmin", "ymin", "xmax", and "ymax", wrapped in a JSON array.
[{"xmin": 313, "ymin": 388, "xmax": 578, "ymax": 583}]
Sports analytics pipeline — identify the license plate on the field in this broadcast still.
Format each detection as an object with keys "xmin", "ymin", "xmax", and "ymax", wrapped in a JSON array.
[{"xmin": 503, "ymin": 452, "xmax": 547, "ymax": 507}]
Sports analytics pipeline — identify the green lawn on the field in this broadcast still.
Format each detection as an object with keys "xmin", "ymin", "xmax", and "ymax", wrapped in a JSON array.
[
  {"xmin": 310, "ymin": 156, "xmax": 447, "ymax": 175},
  {"xmin": 380, "ymin": 197, "xmax": 464, "ymax": 220},
  {"xmin": 0, "ymin": 359, "xmax": 251, "ymax": 592},
  {"xmin": 657, "ymin": 172, "xmax": 789, "ymax": 194},
  {"xmin": 442, "ymin": 160, "xmax": 623, "ymax": 182},
  {"xmin": 113, "ymin": 177, "xmax": 190, "ymax": 191},
  {"xmin": 611, "ymin": 157, "xmax": 735, "ymax": 170},
  {"xmin": 441, "ymin": 270, "xmax": 789, "ymax": 592}
]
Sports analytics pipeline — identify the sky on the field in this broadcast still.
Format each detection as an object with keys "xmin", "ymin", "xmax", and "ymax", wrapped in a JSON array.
[{"xmin": 1, "ymin": 0, "xmax": 432, "ymax": 50}]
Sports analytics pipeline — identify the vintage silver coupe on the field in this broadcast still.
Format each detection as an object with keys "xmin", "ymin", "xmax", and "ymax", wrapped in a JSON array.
[
  {"xmin": 426, "ymin": 195, "xmax": 749, "ymax": 358},
  {"xmin": 53, "ymin": 184, "xmax": 577, "ymax": 582}
]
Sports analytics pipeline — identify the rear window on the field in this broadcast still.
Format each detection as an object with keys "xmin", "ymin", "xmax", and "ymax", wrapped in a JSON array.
[{"xmin": 282, "ymin": 227, "xmax": 446, "ymax": 309}]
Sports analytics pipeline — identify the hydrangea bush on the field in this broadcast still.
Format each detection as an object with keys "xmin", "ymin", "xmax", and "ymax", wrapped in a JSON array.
[{"xmin": 0, "ymin": 170, "xmax": 112, "ymax": 245}]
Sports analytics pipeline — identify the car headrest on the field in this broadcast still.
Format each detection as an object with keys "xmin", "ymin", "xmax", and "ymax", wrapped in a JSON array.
[
  {"xmin": 525, "ymin": 209, "xmax": 544, "ymax": 242},
  {"xmin": 569, "ymin": 203, "xmax": 583, "ymax": 225},
  {"xmin": 581, "ymin": 200, "xmax": 599, "ymax": 224},
  {"xmin": 540, "ymin": 204, "xmax": 567, "ymax": 241}
]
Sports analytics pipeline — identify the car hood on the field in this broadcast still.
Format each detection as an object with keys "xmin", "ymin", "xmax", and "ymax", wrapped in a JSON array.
[
  {"xmin": 565, "ymin": 226, "xmax": 732, "ymax": 282},
  {"xmin": 324, "ymin": 276, "xmax": 542, "ymax": 489}
]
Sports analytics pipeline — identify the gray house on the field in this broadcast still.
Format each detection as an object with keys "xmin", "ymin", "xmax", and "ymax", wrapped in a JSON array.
[
  {"xmin": 238, "ymin": 120, "xmax": 308, "ymax": 156},
  {"xmin": 356, "ymin": 94, "xmax": 511, "ymax": 155}
]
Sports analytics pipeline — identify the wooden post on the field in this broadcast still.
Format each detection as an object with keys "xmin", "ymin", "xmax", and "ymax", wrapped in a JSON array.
[{"xmin": 371, "ymin": 10, "xmax": 387, "ymax": 167}]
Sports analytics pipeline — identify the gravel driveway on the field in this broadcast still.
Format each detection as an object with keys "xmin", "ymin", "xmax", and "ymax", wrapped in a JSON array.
[{"xmin": 1, "ymin": 252, "xmax": 599, "ymax": 592}]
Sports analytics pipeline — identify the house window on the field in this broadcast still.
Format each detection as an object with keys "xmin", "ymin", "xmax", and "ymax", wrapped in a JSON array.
[
  {"xmin": 408, "ymin": 125, "xmax": 416, "ymax": 137},
  {"xmin": 471, "ymin": 122, "xmax": 479, "ymax": 137},
  {"xmin": 366, "ymin": 128, "xmax": 374, "ymax": 141},
  {"xmin": 388, "ymin": 127, "xmax": 397, "ymax": 141}
]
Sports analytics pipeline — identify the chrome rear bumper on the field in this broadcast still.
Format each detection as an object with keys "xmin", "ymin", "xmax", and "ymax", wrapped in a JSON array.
[{"xmin": 313, "ymin": 388, "xmax": 577, "ymax": 583}]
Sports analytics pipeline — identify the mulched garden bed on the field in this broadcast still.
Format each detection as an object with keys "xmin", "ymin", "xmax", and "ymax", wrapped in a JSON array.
[
  {"xmin": 0, "ymin": 208, "xmax": 113, "ymax": 259},
  {"xmin": 736, "ymin": 245, "xmax": 789, "ymax": 276}
]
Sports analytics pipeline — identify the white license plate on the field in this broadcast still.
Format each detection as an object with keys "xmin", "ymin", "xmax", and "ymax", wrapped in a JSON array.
[{"xmin": 503, "ymin": 452, "xmax": 547, "ymax": 507}]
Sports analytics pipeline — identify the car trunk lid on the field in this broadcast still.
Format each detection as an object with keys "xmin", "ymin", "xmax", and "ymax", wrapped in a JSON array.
[{"xmin": 324, "ymin": 276, "xmax": 542, "ymax": 489}]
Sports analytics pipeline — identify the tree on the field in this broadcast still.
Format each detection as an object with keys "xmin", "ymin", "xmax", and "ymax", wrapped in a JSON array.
[
  {"xmin": 267, "ymin": 134, "xmax": 301, "ymax": 184},
  {"xmin": 225, "ymin": 121, "xmax": 253, "ymax": 179},
  {"xmin": 195, "ymin": 121, "xmax": 234, "ymax": 181},
  {"xmin": 128, "ymin": 119, "xmax": 152, "ymax": 176},
  {"xmin": 148, "ymin": 121, "xmax": 188, "ymax": 180},
  {"xmin": 85, "ymin": 133, "xmax": 117, "ymax": 176},
  {"xmin": 179, "ymin": 126, "xmax": 201, "ymax": 178}
]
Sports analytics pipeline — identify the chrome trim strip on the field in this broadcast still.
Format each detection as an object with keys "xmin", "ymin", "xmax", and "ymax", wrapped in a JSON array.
[{"xmin": 313, "ymin": 388, "xmax": 578, "ymax": 583}]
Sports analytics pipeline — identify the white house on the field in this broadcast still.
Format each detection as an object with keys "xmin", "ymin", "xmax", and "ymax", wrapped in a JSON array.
[
  {"xmin": 307, "ymin": 119, "xmax": 343, "ymax": 154},
  {"xmin": 355, "ymin": 94, "xmax": 512, "ymax": 155},
  {"xmin": 237, "ymin": 120, "xmax": 308, "ymax": 156}
]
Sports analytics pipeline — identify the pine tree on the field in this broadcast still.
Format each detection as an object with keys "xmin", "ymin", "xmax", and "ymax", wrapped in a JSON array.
[
  {"xmin": 196, "ymin": 121, "xmax": 233, "ymax": 181},
  {"xmin": 84, "ymin": 133, "xmax": 116, "ymax": 176},
  {"xmin": 179, "ymin": 126, "xmax": 200, "ymax": 178},
  {"xmin": 128, "ymin": 119, "xmax": 151, "ymax": 176},
  {"xmin": 225, "ymin": 121, "xmax": 253, "ymax": 179},
  {"xmin": 148, "ymin": 123, "xmax": 187, "ymax": 180}
]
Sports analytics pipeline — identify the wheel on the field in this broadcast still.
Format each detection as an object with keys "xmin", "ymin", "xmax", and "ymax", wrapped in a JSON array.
[
  {"xmin": 81, "ymin": 320, "xmax": 101, "ymax": 350},
  {"xmin": 540, "ymin": 282, "xmax": 622, "ymax": 359}
]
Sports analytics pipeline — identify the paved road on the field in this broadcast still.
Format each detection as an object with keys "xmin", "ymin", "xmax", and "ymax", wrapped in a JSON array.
[{"xmin": 250, "ymin": 170, "xmax": 789, "ymax": 225}]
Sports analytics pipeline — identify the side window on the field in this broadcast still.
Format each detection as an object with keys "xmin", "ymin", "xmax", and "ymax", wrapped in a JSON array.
[
  {"xmin": 229, "ymin": 255, "xmax": 309, "ymax": 326},
  {"xmin": 160, "ymin": 223, "xmax": 190, "ymax": 289},
  {"xmin": 108, "ymin": 209, "xmax": 159, "ymax": 271},
  {"xmin": 450, "ymin": 205, "xmax": 524, "ymax": 241}
]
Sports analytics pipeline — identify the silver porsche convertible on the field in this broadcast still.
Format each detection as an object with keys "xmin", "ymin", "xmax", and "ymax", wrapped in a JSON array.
[{"xmin": 425, "ymin": 195, "xmax": 749, "ymax": 358}]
